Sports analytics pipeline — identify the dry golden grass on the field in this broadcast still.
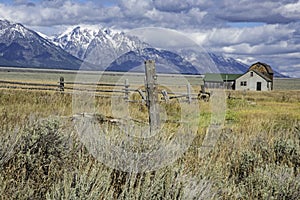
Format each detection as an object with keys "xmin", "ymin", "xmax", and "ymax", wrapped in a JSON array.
[{"xmin": 0, "ymin": 88, "xmax": 299, "ymax": 199}]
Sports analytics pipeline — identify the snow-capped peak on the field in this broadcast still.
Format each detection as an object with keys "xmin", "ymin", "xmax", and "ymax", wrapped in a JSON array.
[
  {"xmin": 0, "ymin": 20, "xmax": 37, "ymax": 43},
  {"xmin": 52, "ymin": 25, "xmax": 100, "ymax": 59},
  {"xmin": 53, "ymin": 25, "xmax": 150, "ymax": 64}
]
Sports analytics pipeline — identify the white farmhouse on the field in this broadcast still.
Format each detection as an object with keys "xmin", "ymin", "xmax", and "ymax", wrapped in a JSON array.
[{"xmin": 235, "ymin": 70, "xmax": 272, "ymax": 91}]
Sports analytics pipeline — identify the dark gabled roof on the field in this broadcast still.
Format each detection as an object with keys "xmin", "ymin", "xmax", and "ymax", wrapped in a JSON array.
[
  {"xmin": 236, "ymin": 70, "xmax": 272, "ymax": 82},
  {"xmin": 249, "ymin": 62, "xmax": 274, "ymax": 74},
  {"xmin": 204, "ymin": 73, "xmax": 242, "ymax": 82},
  {"xmin": 251, "ymin": 70, "xmax": 272, "ymax": 82}
]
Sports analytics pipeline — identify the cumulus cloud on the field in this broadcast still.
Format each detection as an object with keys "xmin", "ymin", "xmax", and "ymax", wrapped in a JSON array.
[
  {"xmin": 0, "ymin": 1, "xmax": 122, "ymax": 26},
  {"xmin": 187, "ymin": 21, "xmax": 300, "ymax": 76},
  {"xmin": 203, "ymin": 24, "xmax": 295, "ymax": 48},
  {"xmin": 0, "ymin": 0, "xmax": 222, "ymax": 29},
  {"xmin": 1, "ymin": 0, "xmax": 299, "ymax": 30},
  {"xmin": 277, "ymin": 1, "xmax": 300, "ymax": 20}
]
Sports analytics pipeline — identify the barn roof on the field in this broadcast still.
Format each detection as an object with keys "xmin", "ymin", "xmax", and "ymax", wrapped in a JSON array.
[
  {"xmin": 249, "ymin": 62, "xmax": 274, "ymax": 74},
  {"xmin": 204, "ymin": 73, "xmax": 242, "ymax": 82},
  {"xmin": 252, "ymin": 70, "xmax": 272, "ymax": 82},
  {"xmin": 236, "ymin": 70, "xmax": 272, "ymax": 82}
]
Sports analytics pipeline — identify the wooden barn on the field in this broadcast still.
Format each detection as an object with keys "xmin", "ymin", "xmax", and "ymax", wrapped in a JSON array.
[{"xmin": 235, "ymin": 62, "xmax": 274, "ymax": 91}]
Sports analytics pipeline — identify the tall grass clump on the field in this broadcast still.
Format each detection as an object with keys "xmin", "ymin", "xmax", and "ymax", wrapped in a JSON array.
[
  {"xmin": 214, "ymin": 109, "xmax": 300, "ymax": 199},
  {"xmin": 0, "ymin": 119, "xmax": 70, "ymax": 199}
]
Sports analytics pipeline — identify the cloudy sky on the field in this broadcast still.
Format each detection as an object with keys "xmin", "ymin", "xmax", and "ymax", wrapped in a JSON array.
[{"xmin": 1, "ymin": 0, "xmax": 300, "ymax": 77}]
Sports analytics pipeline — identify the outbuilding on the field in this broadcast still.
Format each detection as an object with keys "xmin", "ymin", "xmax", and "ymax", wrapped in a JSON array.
[{"xmin": 204, "ymin": 73, "xmax": 242, "ymax": 90}]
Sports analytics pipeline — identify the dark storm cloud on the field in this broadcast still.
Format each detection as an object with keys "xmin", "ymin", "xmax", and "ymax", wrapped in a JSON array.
[{"xmin": 152, "ymin": 0, "xmax": 192, "ymax": 12}]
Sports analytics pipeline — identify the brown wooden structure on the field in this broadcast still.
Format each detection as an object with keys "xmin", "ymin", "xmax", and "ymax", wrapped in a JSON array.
[
  {"xmin": 249, "ymin": 62, "xmax": 274, "ymax": 80},
  {"xmin": 248, "ymin": 62, "xmax": 274, "ymax": 90}
]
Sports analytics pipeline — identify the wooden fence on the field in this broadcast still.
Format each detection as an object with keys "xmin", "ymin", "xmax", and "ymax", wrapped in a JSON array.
[
  {"xmin": 0, "ymin": 76, "xmax": 205, "ymax": 104},
  {"xmin": 0, "ymin": 61, "xmax": 213, "ymax": 133}
]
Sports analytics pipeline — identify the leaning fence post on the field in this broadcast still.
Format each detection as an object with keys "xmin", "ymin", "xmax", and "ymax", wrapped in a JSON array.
[
  {"xmin": 145, "ymin": 60, "xmax": 160, "ymax": 132},
  {"xmin": 161, "ymin": 89, "xmax": 169, "ymax": 102},
  {"xmin": 138, "ymin": 89, "xmax": 147, "ymax": 102},
  {"xmin": 124, "ymin": 79, "xmax": 129, "ymax": 101},
  {"xmin": 59, "ymin": 77, "xmax": 64, "ymax": 92},
  {"xmin": 187, "ymin": 83, "xmax": 192, "ymax": 104}
]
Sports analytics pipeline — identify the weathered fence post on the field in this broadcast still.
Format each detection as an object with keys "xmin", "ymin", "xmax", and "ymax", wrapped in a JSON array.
[
  {"xmin": 124, "ymin": 79, "xmax": 129, "ymax": 101},
  {"xmin": 59, "ymin": 77, "xmax": 64, "ymax": 92},
  {"xmin": 201, "ymin": 85, "xmax": 206, "ymax": 94},
  {"xmin": 145, "ymin": 60, "xmax": 160, "ymax": 132},
  {"xmin": 187, "ymin": 83, "xmax": 192, "ymax": 103}
]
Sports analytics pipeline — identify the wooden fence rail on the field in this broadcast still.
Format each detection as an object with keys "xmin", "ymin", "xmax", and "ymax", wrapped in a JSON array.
[
  {"xmin": 0, "ymin": 80, "xmax": 58, "ymax": 87},
  {"xmin": 63, "ymin": 81, "xmax": 125, "ymax": 87},
  {"xmin": 0, "ymin": 85, "xmax": 59, "ymax": 91}
]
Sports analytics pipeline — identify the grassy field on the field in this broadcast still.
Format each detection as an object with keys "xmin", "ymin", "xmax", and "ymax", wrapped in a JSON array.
[
  {"xmin": 0, "ymin": 83, "xmax": 299, "ymax": 199},
  {"xmin": 273, "ymin": 78, "xmax": 300, "ymax": 90},
  {"xmin": 0, "ymin": 68, "xmax": 299, "ymax": 199}
]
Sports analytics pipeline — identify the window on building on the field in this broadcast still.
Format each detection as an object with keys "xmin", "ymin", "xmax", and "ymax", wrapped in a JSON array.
[
  {"xmin": 240, "ymin": 81, "xmax": 247, "ymax": 86},
  {"xmin": 250, "ymin": 72, "xmax": 253, "ymax": 77}
]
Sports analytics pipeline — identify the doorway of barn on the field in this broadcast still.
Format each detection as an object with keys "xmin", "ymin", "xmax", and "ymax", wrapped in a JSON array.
[{"xmin": 256, "ymin": 82, "xmax": 262, "ymax": 91}]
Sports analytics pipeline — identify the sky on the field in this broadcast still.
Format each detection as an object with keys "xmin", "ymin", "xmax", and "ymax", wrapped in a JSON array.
[{"xmin": 0, "ymin": 0, "xmax": 300, "ymax": 77}]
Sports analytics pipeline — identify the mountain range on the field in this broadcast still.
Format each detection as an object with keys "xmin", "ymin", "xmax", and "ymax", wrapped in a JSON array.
[
  {"xmin": 52, "ymin": 25, "xmax": 250, "ymax": 74},
  {"xmin": 0, "ymin": 20, "xmax": 286, "ymax": 76},
  {"xmin": 0, "ymin": 20, "xmax": 82, "ymax": 70}
]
